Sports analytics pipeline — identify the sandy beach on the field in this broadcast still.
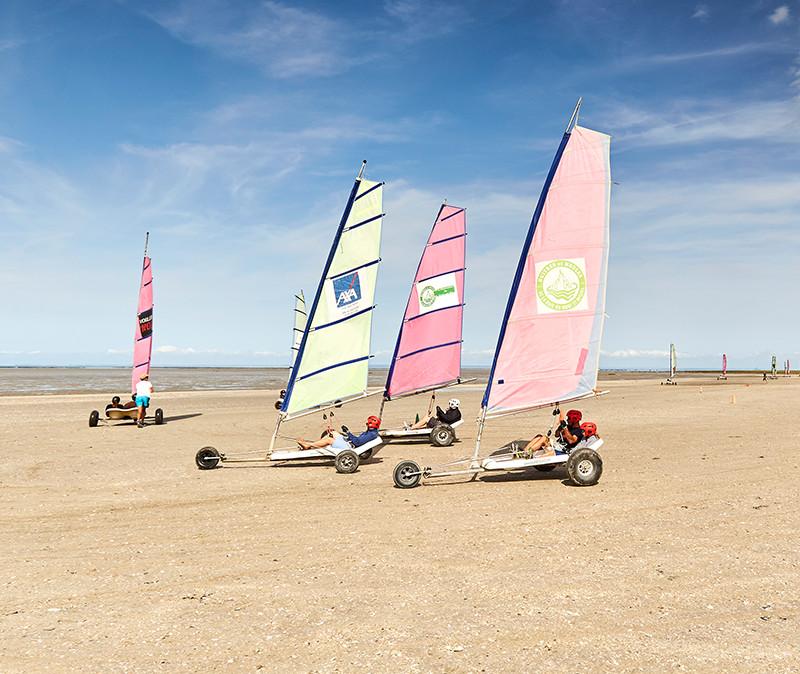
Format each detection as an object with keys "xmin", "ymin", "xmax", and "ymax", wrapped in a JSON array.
[{"xmin": 1, "ymin": 374, "xmax": 798, "ymax": 672}]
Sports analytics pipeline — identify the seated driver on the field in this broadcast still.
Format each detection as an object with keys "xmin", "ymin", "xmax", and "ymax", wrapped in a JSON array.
[
  {"xmin": 406, "ymin": 398, "xmax": 461, "ymax": 430},
  {"xmin": 297, "ymin": 415, "xmax": 381, "ymax": 451},
  {"xmin": 519, "ymin": 408, "xmax": 585, "ymax": 458}
]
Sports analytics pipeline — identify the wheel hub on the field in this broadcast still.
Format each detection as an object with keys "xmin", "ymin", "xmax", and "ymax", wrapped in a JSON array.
[{"xmin": 577, "ymin": 459, "xmax": 594, "ymax": 476}]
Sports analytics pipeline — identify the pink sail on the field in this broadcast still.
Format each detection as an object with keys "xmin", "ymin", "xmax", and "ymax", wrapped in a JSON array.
[
  {"xmin": 484, "ymin": 125, "xmax": 611, "ymax": 417},
  {"xmin": 385, "ymin": 204, "xmax": 466, "ymax": 399},
  {"xmin": 722, "ymin": 353, "xmax": 727, "ymax": 375},
  {"xmin": 131, "ymin": 251, "xmax": 153, "ymax": 393}
]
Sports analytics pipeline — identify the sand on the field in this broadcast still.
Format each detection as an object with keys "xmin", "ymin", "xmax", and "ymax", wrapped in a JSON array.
[{"xmin": 1, "ymin": 375, "xmax": 798, "ymax": 672}]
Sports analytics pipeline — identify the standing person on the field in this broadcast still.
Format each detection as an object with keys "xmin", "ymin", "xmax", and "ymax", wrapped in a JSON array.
[{"xmin": 135, "ymin": 373, "xmax": 153, "ymax": 428}]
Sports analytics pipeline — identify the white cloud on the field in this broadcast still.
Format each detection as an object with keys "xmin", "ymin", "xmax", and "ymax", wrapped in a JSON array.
[
  {"xmin": 691, "ymin": 5, "xmax": 709, "ymax": 20},
  {"xmin": 602, "ymin": 349, "xmax": 670, "ymax": 358},
  {"xmin": 0, "ymin": 38, "xmax": 23, "ymax": 51},
  {"xmin": 769, "ymin": 5, "xmax": 790, "ymax": 25}
]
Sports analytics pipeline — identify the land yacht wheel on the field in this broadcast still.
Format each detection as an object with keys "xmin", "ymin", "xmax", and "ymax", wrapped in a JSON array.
[
  {"xmin": 154, "ymin": 408, "xmax": 164, "ymax": 425},
  {"xmin": 89, "ymin": 410, "xmax": 99, "ymax": 428},
  {"xmin": 393, "ymin": 460, "xmax": 422, "ymax": 489},
  {"xmin": 431, "ymin": 424, "xmax": 455, "ymax": 447},
  {"xmin": 196, "ymin": 446, "xmax": 221, "ymax": 470},
  {"xmin": 566, "ymin": 448, "xmax": 603, "ymax": 486},
  {"xmin": 334, "ymin": 450, "xmax": 359, "ymax": 474}
]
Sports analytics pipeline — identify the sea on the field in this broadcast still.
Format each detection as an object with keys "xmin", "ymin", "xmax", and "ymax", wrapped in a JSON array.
[{"xmin": 0, "ymin": 367, "xmax": 732, "ymax": 396}]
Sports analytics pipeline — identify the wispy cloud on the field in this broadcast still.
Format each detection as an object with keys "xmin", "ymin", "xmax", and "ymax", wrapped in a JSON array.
[
  {"xmin": 691, "ymin": 4, "xmax": 709, "ymax": 20},
  {"xmin": 0, "ymin": 38, "xmax": 24, "ymax": 51},
  {"xmin": 143, "ymin": 0, "xmax": 353, "ymax": 78},
  {"xmin": 604, "ymin": 97, "xmax": 800, "ymax": 148},
  {"xmin": 769, "ymin": 5, "xmax": 790, "ymax": 25},
  {"xmin": 138, "ymin": 0, "xmax": 470, "ymax": 78},
  {"xmin": 633, "ymin": 41, "xmax": 793, "ymax": 66},
  {"xmin": 383, "ymin": 0, "xmax": 470, "ymax": 42}
]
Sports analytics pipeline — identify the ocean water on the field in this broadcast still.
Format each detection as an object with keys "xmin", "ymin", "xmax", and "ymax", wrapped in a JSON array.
[{"xmin": 0, "ymin": 367, "xmax": 492, "ymax": 396}]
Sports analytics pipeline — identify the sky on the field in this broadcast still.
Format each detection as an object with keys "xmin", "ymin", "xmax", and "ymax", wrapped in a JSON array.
[{"xmin": 0, "ymin": 0, "xmax": 799, "ymax": 371}]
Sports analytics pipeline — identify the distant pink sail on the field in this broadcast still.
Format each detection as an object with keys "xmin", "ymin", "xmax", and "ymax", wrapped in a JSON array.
[
  {"xmin": 722, "ymin": 353, "xmax": 727, "ymax": 375},
  {"xmin": 131, "ymin": 254, "xmax": 153, "ymax": 393},
  {"xmin": 484, "ymin": 125, "xmax": 611, "ymax": 416},
  {"xmin": 385, "ymin": 204, "xmax": 466, "ymax": 399}
]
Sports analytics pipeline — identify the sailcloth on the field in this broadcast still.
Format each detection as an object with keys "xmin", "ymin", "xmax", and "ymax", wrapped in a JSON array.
[
  {"xmin": 290, "ymin": 290, "xmax": 306, "ymax": 370},
  {"xmin": 670, "ymin": 343, "xmax": 677, "ymax": 378},
  {"xmin": 722, "ymin": 353, "xmax": 727, "ymax": 376},
  {"xmin": 771, "ymin": 355, "xmax": 777, "ymax": 377},
  {"xmin": 281, "ymin": 176, "xmax": 383, "ymax": 418},
  {"xmin": 483, "ymin": 124, "xmax": 611, "ymax": 418},
  {"xmin": 131, "ymin": 249, "xmax": 153, "ymax": 393},
  {"xmin": 384, "ymin": 204, "xmax": 466, "ymax": 399}
]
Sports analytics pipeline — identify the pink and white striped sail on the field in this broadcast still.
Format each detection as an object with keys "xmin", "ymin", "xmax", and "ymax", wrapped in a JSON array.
[
  {"xmin": 722, "ymin": 353, "xmax": 727, "ymax": 376},
  {"xmin": 385, "ymin": 204, "xmax": 466, "ymax": 399},
  {"xmin": 485, "ymin": 125, "xmax": 611, "ymax": 417},
  {"xmin": 131, "ymin": 250, "xmax": 153, "ymax": 393}
]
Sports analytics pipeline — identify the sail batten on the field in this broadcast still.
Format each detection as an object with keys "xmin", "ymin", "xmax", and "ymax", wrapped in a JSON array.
[
  {"xmin": 280, "ymin": 174, "xmax": 384, "ymax": 418},
  {"xmin": 482, "ymin": 123, "xmax": 611, "ymax": 417},
  {"xmin": 384, "ymin": 204, "xmax": 466, "ymax": 400}
]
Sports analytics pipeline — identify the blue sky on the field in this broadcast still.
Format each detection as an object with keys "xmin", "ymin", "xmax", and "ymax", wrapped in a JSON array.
[{"xmin": 1, "ymin": 0, "xmax": 798, "ymax": 370}]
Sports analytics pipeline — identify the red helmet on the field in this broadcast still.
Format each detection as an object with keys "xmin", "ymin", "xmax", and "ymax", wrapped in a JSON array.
[
  {"xmin": 366, "ymin": 415, "xmax": 381, "ymax": 429},
  {"xmin": 566, "ymin": 409, "xmax": 582, "ymax": 424},
  {"xmin": 580, "ymin": 421, "xmax": 597, "ymax": 438}
]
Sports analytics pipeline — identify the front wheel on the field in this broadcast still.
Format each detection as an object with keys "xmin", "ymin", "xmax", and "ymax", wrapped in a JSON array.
[
  {"xmin": 89, "ymin": 410, "xmax": 99, "ymax": 428},
  {"xmin": 334, "ymin": 449, "xmax": 359, "ymax": 474},
  {"xmin": 154, "ymin": 408, "xmax": 164, "ymax": 425},
  {"xmin": 196, "ymin": 446, "xmax": 221, "ymax": 470},
  {"xmin": 431, "ymin": 424, "xmax": 455, "ymax": 447},
  {"xmin": 566, "ymin": 448, "xmax": 603, "ymax": 486},
  {"xmin": 393, "ymin": 460, "xmax": 422, "ymax": 489}
]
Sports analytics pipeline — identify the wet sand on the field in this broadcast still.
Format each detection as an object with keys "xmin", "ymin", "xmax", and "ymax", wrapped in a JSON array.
[{"xmin": 1, "ymin": 374, "xmax": 798, "ymax": 671}]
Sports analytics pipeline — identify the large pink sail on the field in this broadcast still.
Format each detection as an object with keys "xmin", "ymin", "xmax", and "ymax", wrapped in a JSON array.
[
  {"xmin": 484, "ymin": 124, "xmax": 611, "ymax": 417},
  {"xmin": 131, "ymin": 247, "xmax": 153, "ymax": 393},
  {"xmin": 385, "ymin": 204, "xmax": 466, "ymax": 399}
]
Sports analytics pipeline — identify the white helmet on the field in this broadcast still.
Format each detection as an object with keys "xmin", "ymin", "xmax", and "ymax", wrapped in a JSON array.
[{"xmin": 448, "ymin": 398, "xmax": 460, "ymax": 409}]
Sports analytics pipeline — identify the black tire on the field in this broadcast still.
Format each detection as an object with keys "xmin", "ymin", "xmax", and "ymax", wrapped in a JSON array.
[
  {"xmin": 274, "ymin": 400, "xmax": 283, "ymax": 410},
  {"xmin": 154, "ymin": 408, "xmax": 164, "ymax": 425},
  {"xmin": 534, "ymin": 464, "xmax": 556, "ymax": 472},
  {"xmin": 196, "ymin": 446, "xmax": 221, "ymax": 470},
  {"xmin": 430, "ymin": 424, "xmax": 455, "ymax": 447},
  {"xmin": 393, "ymin": 460, "xmax": 422, "ymax": 489},
  {"xmin": 111, "ymin": 396, "xmax": 121, "ymax": 405},
  {"xmin": 280, "ymin": 389, "xmax": 286, "ymax": 397},
  {"xmin": 89, "ymin": 410, "xmax": 99, "ymax": 428},
  {"xmin": 334, "ymin": 449, "xmax": 359, "ymax": 474},
  {"xmin": 566, "ymin": 448, "xmax": 603, "ymax": 486}
]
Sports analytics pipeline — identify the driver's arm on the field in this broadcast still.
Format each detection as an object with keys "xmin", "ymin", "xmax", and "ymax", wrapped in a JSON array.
[{"xmin": 561, "ymin": 426, "xmax": 578, "ymax": 444}]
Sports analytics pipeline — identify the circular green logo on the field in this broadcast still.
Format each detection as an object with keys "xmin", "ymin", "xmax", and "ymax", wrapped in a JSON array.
[
  {"xmin": 419, "ymin": 285, "xmax": 436, "ymax": 307},
  {"xmin": 536, "ymin": 260, "xmax": 586, "ymax": 311}
]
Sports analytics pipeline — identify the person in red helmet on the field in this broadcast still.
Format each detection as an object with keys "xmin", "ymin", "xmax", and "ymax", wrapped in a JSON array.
[
  {"xmin": 517, "ymin": 408, "xmax": 585, "ymax": 458},
  {"xmin": 297, "ymin": 415, "xmax": 381, "ymax": 451}
]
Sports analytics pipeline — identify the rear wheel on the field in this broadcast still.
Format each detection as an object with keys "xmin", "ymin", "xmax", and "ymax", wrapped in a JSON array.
[
  {"xmin": 334, "ymin": 449, "xmax": 359, "ymax": 474},
  {"xmin": 393, "ymin": 460, "xmax": 422, "ymax": 488},
  {"xmin": 154, "ymin": 408, "xmax": 164, "ymax": 425},
  {"xmin": 274, "ymin": 400, "xmax": 283, "ymax": 410},
  {"xmin": 196, "ymin": 446, "xmax": 221, "ymax": 470},
  {"xmin": 111, "ymin": 396, "xmax": 121, "ymax": 405},
  {"xmin": 431, "ymin": 424, "xmax": 455, "ymax": 447},
  {"xmin": 89, "ymin": 410, "xmax": 99, "ymax": 427},
  {"xmin": 566, "ymin": 448, "xmax": 603, "ymax": 486}
]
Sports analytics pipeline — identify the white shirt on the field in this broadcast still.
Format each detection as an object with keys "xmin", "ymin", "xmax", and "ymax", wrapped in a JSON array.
[{"xmin": 136, "ymin": 380, "xmax": 153, "ymax": 397}]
